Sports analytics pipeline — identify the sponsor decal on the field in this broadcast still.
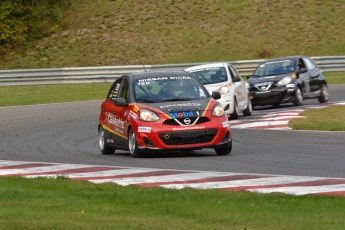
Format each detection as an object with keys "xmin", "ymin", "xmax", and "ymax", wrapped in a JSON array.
[
  {"xmin": 172, "ymin": 126, "xmax": 205, "ymax": 131},
  {"xmin": 115, "ymin": 127, "xmax": 125, "ymax": 135},
  {"xmin": 138, "ymin": 127, "xmax": 152, "ymax": 133},
  {"xmin": 103, "ymin": 125, "xmax": 127, "ymax": 140},
  {"xmin": 108, "ymin": 114, "xmax": 125, "ymax": 128},
  {"xmin": 254, "ymin": 82, "xmax": 272, "ymax": 87},
  {"xmin": 222, "ymin": 121, "xmax": 230, "ymax": 128},
  {"xmin": 136, "ymin": 76, "xmax": 191, "ymax": 86},
  {"xmin": 169, "ymin": 111, "xmax": 195, "ymax": 118},
  {"xmin": 168, "ymin": 76, "xmax": 192, "ymax": 80},
  {"xmin": 160, "ymin": 102, "xmax": 201, "ymax": 109},
  {"xmin": 128, "ymin": 110, "xmax": 138, "ymax": 120}
]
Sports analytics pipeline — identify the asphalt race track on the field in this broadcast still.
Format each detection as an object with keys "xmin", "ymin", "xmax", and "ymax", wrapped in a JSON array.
[{"xmin": 1, "ymin": 84, "xmax": 345, "ymax": 180}]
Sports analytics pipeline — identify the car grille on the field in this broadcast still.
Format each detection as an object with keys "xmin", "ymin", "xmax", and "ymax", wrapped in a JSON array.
[
  {"xmin": 158, "ymin": 129, "xmax": 217, "ymax": 145},
  {"xmin": 250, "ymin": 84, "xmax": 280, "ymax": 92},
  {"xmin": 163, "ymin": 117, "xmax": 210, "ymax": 126}
]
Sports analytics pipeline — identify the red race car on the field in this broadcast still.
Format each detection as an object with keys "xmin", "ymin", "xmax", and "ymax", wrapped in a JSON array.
[{"xmin": 98, "ymin": 71, "xmax": 232, "ymax": 157}]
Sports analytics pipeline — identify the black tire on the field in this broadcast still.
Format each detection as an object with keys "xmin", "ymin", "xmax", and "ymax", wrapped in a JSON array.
[
  {"xmin": 128, "ymin": 128, "xmax": 143, "ymax": 158},
  {"xmin": 293, "ymin": 87, "xmax": 303, "ymax": 106},
  {"xmin": 214, "ymin": 141, "xmax": 232, "ymax": 155},
  {"xmin": 242, "ymin": 99, "xmax": 252, "ymax": 116},
  {"xmin": 230, "ymin": 100, "xmax": 239, "ymax": 120},
  {"xmin": 98, "ymin": 126, "xmax": 115, "ymax": 155},
  {"xmin": 318, "ymin": 84, "xmax": 329, "ymax": 103}
]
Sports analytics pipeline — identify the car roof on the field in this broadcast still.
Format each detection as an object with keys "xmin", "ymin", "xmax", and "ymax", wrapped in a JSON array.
[
  {"xmin": 126, "ymin": 70, "xmax": 193, "ymax": 80},
  {"xmin": 260, "ymin": 55, "xmax": 309, "ymax": 64},
  {"xmin": 185, "ymin": 62, "xmax": 229, "ymax": 71}
]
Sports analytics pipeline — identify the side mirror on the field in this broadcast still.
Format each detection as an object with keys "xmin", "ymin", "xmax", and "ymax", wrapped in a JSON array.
[
  {"xmin": 212, "ymin": 91, "xmax": 221, "ymax": 100},
  {"xmin": 233, "ymin": 76, "xmax": 241, "ymax": 82},
  {"xmin": 299, "ymin": 67, "xmax": 307, "ymax": 74},
  {"xmin": 115, "ymin": 98, "xmax": 127, "ymax": 106}
]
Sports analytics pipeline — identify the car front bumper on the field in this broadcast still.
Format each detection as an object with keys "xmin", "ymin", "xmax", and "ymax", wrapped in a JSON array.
[
  {"xmin": 250, "ymin": 85, "xmax": 296, "ymax": 106},
  {"xmin": 134, "ymin": 117, "xmax": 231, "ymax": 151}
]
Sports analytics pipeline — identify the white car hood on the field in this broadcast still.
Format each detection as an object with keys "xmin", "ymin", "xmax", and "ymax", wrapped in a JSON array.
[{"xmin": 204, "ymin": 82, "xmax": 226, "ymax": 93}]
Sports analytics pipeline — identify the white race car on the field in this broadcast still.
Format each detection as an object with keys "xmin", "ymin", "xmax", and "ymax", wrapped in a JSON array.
[{"xmin": 186, "ymin": 63, "xmax": 252, "ymax": 119}]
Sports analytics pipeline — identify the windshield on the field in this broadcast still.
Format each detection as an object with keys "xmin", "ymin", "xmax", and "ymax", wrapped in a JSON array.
[
  {"xmin": 133, "ymin": 75, "xmax": 209, "ymax": 103},
  {"xmin": 188, "ymin": 67, "xmax": 228, "ymax": 85},
  {"xmin": 253, "ymin": 60, "xmax": 296, "ymax": 77}
]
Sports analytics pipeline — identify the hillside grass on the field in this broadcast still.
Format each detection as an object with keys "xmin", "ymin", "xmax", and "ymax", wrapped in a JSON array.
[
  {"xmin": 1, "ymin": 176, "xmax": 345, "ymax": 230},
  {"xmin": 1, "ymin": 0, "xmax": 345, "ymax": 69}
]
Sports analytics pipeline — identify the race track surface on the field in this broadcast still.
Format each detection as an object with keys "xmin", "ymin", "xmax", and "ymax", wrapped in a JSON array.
[{"xmin": 1, "ymin": 84, "xmax": 345, "ymax": 182}]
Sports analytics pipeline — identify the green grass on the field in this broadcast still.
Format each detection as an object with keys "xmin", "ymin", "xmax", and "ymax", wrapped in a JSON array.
[
  {"xmin": 0, "ymin": 72, "xmax": 344, "ymax": 107},
  {"xmin": 1, "ymin": 0, "xmax": 345, "ymax": 69},
  {"xmin": 289, "ymin": 105, "xmax": 345, "ymax": 131},
  {"xmin": 324, "ymin": 72, "xmax": 345, "ymax": 84},
  {"xmin": 0, "ymin": 83, "xmax": 111, "ymax": 106},
  {"xmin": 0, "ymin": 176, "xmax": 344, "ymax": 230}
]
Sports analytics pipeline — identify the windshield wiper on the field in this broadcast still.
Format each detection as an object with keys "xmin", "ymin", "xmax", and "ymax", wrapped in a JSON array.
[
  {"xmin": 136, "ymin": 98, "xmax": 156, "ymax": 103},
  {"xmin": 160, "ymin": 98, "xmax": 196, "ymax": 102}
]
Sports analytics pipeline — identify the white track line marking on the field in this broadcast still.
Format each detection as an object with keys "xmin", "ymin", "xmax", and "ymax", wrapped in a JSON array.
[{"xmin": 1, "ymin": 160, "xmax": 345, "ymax": 196}]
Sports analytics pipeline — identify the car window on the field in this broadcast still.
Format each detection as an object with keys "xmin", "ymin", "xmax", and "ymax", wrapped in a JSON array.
[
  {"xmin": 107, "ymin": 79, "xmax": 122, "ymax": 100},
  {"xmin": 118, "ymin": 79, "xmax": 130, "ymax": 102},
  {"xmin": 254, "ymin": 60, "xmax": 296, "ymax": 77},
  {"xmin": 298, "ymin": 58, "xmax": 306, "ymax": 70},
  {"xmin": 188, "ymin": 67, "xmax": 228, "ymax": 85},
  {"xmin": 228, "ymin": 65, "xmax": 241, "ymax": 81},
  {"xmin": 303, "ymin": 58, "xmax": 316, "ymax": 70},
  {"xmin": 134, "ymin": 75, "xmax": 208, "ymax": 103}
]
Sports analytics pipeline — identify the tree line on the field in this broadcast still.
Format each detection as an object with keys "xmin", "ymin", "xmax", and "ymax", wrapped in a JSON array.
[{"xmin": 0, "ymin": 0, "xmax": 71, "ymax": 57}]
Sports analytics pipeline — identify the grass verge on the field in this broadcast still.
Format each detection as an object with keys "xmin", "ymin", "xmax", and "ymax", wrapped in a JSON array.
[
  {"xmin": 289, "ymin": 105, "xmax": 345, "ymax": 131},
  {"xmin": 324, "ymin": 72, "xmax": 345, "ymax": 84},
  {"xmin": 0, "ymin": 72, "xmax": 343, "ymax": 107},
  {"xmin": 0, "ymin": 82, "xmax": 111, "ymax": 107},
  {"xmin": 0, "ymin": 176, "xmax": 345, "ymax": 230}
]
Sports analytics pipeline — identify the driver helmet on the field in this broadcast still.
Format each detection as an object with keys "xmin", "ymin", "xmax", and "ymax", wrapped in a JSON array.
[{"xmin": 167, "ymin": 80, "xmax": 184, "ymax": 97}]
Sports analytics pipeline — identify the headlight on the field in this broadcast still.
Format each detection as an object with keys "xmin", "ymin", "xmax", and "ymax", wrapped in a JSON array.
[
  {"xmin": 212, "ymin": 103, "xmax": 225, "ymax": 117},
  {"xmin": 139, "ymin": 109, "xmax": 160, "ymax": 121},
  {"xmin": 218, "ymin": 86, "xmax": 229, "ymax": 94},
  {"xmin": 277, "ymin": 76, "xmax": 292, "ymax": 85}
]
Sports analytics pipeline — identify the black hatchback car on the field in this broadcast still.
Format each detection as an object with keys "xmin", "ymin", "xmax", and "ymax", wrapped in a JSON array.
[{"xmin": 247, "ymin": 56, "xmax": 329, "ymax": 107}]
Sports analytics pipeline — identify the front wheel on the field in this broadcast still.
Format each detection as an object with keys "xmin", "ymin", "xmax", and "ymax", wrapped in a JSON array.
[
  {"xmin": 128, "ymin": 128, "xmax": 143, "ymax": 158},
  {"xmin": 230, "ymin": 100, "xmax": 239, "ymax": 120},
  {"xmin": 98, "ymin": 126, "xmax": 115, "ymax": 155},
  {"xmin": 242, "ymin": 99, "xmax": 252, "ymax": 116},
  {"xmin": 318, "ymin": 84, "xmax": 329, "ymax": 103},
  {"xmin": 293, "ymin": 87, "xmax": 303, "ymax": 106},
  {"xmin": 214, "ymin": 141, "xmax": 232, "ymax": 155}
]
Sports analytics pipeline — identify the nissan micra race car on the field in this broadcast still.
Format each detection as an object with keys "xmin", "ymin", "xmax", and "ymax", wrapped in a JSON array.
[
  {"xmin": 98, "ymin": 71, "xmax": 232, "ymax": 157},
  {"xmin": 185, "ymin": 63, "xmax": 252, "ymax": 119},
  {"xmin": 248, "ymin": 56, "xmax": 329, "ymax": 107}
]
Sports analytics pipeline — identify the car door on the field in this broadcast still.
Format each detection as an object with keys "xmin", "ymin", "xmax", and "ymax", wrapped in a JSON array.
[
  {"xmin": 102, "ymin": 77, "xmax": 130, "ymax": 148},
  {"xmin": 228, "ymin": 64, "xmax": 248, "ymax": 109},
  {"xmin": 297, "ymin": 58, "xmax": 312, "ymax": 95},
  {"xmin": 303, "ymin": 57, "xmax": 322, "ymax": 93}
]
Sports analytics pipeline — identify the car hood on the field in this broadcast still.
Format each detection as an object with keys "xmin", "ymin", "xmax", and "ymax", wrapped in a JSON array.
[
  {"xmin": 203, "ymin": 82, "xmax": 226, "ymax": 93},
  {"xmin": 138, "ymin": 98, "xmax": 215, "ymax": 118},
  {"xmin": 248, "ymin": 74, "xmax": 290, "ymax": 86}
]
